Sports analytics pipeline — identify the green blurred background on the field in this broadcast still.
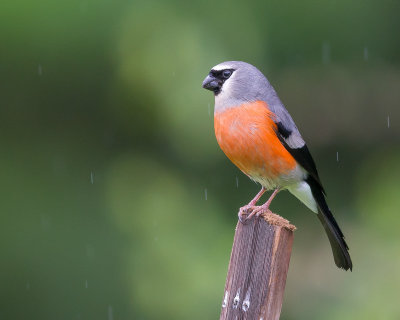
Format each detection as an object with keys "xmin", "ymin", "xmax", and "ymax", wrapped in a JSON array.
[{"xmin": 1, "ymin": 0, "xmax": 399, "ymax": 319}]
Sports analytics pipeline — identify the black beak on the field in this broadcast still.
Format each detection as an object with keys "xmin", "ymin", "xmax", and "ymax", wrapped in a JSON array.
[{"xmin": 202, "ymin": 75, "xmax": 221, "ymax": 93}]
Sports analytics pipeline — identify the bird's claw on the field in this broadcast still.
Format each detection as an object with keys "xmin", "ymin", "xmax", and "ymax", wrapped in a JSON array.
[
  {"xmin": 238, "ymin": 205, "xmax": 255, "ymax": 223},
  {"xmin": 238, "ymin": 205, "xmax": 272, "ymax": 223}
]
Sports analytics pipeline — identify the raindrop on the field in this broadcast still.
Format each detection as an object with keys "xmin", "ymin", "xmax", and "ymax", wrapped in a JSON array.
[
  {"xmin": 85, "ymin": 280, "xmax": 88, "ymax": 289},
  {"xmin": 108, "ymin": 305, "xmax": 113, "ymax": 320},
  {"xmin": 204, "ymin": 188, "xmax": 208, "ymax": 200},
  {"xmin": 90, "ymin": 171, "xmax": 94, "ymax": 184},
  {"xmin": 322, "ymin": 41, "xmax": 330, "ymax": 64},
  {"xmin": 387, "ymin": 115, "xmax": 390, "ymax": 128},
  {"xmin": 236, "ymin": 176, "xmax": 239, "ymax": 188},
  {"xmin": 38, "ymin": 64, "xmax": 42, "ymax": 76},
  {"xmin": 26, "ymin": 282, "xmax": 30, "ymax": 290},
  {"xmin": 336, "ymin": 152, "xmax": 339, "ymax": 162},
  {"xmin": 85, "ymin": 244, "xmax": 95, "ymax": 259},
  {"xmin": 364, "ymin": 47, "xmax": 369, "ymax": 61},
  {"xmin": 40, "ymin": 213, "xmax": 50, "ymax": 230}
]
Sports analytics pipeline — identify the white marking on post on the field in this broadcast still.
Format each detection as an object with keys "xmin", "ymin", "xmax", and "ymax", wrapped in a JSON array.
[
  {"xmin": 242, "ymin": 289, "xmax": 251, "ymax": 312},
  {"xmin": 222, "ymin": 290, "xmax": 229, "ymax": 308},
  {"xmin": 233, "ymin": 288, "xmax": 241, "ymax": 309}
]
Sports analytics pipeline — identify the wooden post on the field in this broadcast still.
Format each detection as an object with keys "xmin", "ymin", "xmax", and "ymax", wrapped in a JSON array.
[{"xmin": 219, "ymin": 213, "xmax": 296, "ymax": 320}]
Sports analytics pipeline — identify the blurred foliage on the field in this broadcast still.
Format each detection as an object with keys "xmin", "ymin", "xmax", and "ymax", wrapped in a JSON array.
[{"xmin": 0, "ymin": 0, "xmax": 399, "ymax": 319}]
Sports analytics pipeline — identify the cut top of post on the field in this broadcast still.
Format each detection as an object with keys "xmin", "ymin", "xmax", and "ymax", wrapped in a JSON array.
[{"xmin": 260, "ymin": 212, "xmax": 296, "ymax": 231}]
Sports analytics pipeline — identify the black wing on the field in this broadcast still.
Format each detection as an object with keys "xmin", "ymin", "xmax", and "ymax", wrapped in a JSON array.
[
  {"xmin": 276, "ymin": 121, "xmax": 353, "ymax": 270},
  {"xmin": 275, "ymin": 121, "xmax": 325, "ymax": 194}
]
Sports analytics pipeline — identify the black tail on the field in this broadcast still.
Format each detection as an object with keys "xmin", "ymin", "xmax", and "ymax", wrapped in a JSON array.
[{"xmin": 307, "ymin": 177, "xmax": 353, "ymax": 271}]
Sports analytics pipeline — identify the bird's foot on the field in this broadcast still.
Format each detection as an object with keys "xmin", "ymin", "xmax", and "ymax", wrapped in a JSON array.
[
  {"xmin": 253, "ymin": 205, "xmax": 273, "ymax": 218},
  {"xmin": 238, "ymin": 205, "xmax": 256, "ymax": 223},
  {"xmin": 238, "ymin": 204, "xmax": 272, "ymax": 223}
]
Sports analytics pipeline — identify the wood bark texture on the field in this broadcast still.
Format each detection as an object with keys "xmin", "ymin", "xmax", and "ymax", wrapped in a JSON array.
[{"xmin": 219, "ymin": 213, "xmax": 295, "ymax": 320}]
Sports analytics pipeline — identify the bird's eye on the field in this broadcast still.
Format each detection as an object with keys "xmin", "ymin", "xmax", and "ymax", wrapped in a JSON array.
[{"xmin": 222, "ymin": 70, "xmax": 232, "ymax": 79}]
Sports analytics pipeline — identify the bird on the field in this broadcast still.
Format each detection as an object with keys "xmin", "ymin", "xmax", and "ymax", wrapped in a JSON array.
[{"xmin": 202, "ymin": 61, "xmax": 352, "ymax": 271}]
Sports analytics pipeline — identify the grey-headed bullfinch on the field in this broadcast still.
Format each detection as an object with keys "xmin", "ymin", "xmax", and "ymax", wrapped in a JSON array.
[{"xmin": 202, "ymin": 61, "xmax": 352, "ymax": 271}]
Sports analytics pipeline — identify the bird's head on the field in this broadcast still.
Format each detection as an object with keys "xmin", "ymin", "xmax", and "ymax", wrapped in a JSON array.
[{"xmin": 202, "ymin": 61, "xmax": 271, "ymax": 110}]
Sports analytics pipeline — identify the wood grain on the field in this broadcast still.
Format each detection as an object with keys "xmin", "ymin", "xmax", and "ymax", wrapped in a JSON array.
[{"xmin": 219, "ymin": 213, "xmax": 295, "ymax": 320}]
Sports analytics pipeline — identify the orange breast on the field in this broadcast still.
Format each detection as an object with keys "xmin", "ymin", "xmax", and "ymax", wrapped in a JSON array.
[{"xmin": 214, "ymin": 101, "xmax": 296, "ymax": 180}]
